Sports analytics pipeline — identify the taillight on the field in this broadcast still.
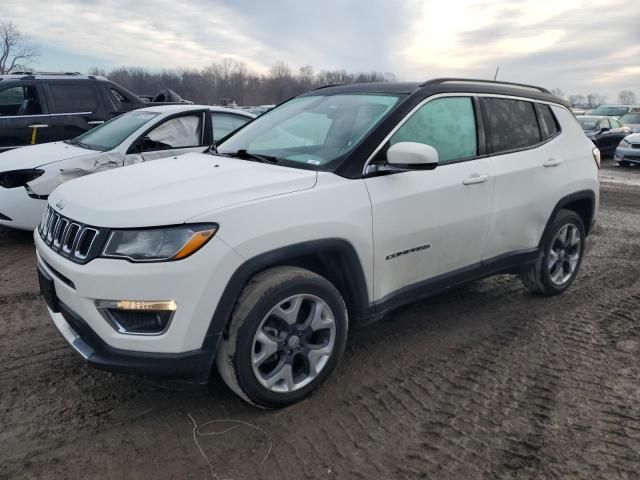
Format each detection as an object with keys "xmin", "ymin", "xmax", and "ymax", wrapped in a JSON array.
[{"xmin": 592, "ymin": 147, "xmax": 601, "ymax": 169}]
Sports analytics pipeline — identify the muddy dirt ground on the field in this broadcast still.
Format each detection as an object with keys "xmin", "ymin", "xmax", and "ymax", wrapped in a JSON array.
[{"xmin": 1, "ymin": 160, "xmax": 640, "ymax": 480}]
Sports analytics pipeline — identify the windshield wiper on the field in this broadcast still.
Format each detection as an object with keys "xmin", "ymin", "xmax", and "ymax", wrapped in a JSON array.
[
  {"xmin": 65, "ymin": 138, "xmax": 94, "ymax": 150},
  {"xmin": 229, "ymin": 149, "xmax": 279, "ymax": 164}
]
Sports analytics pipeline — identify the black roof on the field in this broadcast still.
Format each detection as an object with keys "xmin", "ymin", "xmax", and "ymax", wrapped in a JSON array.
[{"xmin": 303, "ymin": 78, "xmax": 570, "ymax": 109}]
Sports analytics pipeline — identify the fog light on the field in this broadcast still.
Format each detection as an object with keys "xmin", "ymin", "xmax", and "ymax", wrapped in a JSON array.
[{"xmin": 95, "ymin": 300, "xmax": 177, "ymax": 335}]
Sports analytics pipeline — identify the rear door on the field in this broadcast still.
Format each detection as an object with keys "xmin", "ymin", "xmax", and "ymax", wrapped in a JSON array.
[
  {"xmin": 481, "ymin": 97, "xmax": 569, "ymax": 260},
  {"xmin": 43, "ymin": 81, "xmax": 106, "ymax": 143},
  {"xmin": 0, "ymin": 82, "xmax": 50, "ymax": 151},
  {"xmin": 124, "ymin": 111, "xmax": 208, "ymax": 164},
  {"xmin": 365, "ymin": 95, "xmax": 494, "ymax": 301}
]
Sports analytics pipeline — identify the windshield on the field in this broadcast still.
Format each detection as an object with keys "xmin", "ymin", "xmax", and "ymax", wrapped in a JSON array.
[
  {"xmin": 70, "ymin": 111, "xmax": 159, "ymax": 151},
  {"xmin": 620, "ymin": 113, "xmax": 640, "ymax": 124},
  {"xmin": 217, "ymin": 94, "xmax": 401, "ymax": 169},
  {"xmin": 590, "ymin": 106, "xmax": 628, "ymax": 117},
  {"xmin": 577, "ymin": 117, "xmax": 599, "ymax": 130}
]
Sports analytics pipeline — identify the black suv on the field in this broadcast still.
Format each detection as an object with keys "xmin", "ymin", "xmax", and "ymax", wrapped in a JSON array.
[{"xmin": 0, "ymin": 73, "xmax": 150, "ymax": 152}]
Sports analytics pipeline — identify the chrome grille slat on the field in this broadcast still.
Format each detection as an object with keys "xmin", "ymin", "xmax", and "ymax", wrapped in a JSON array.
[{"xmin": 38, "ymin": 206, "xmax": 103, "ymax": 263}]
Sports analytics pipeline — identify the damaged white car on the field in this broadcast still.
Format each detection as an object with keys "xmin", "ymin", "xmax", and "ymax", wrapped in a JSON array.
[{"xmin": 0, "ymin": 104, "xmax": 253, "ymax": 230}]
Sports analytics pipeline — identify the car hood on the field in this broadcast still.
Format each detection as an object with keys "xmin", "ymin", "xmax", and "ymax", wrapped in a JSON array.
[
  {"xmin": 0, "ymin": 142, "xmax": 97, "ymax": 171},
  {"xmin": 48, "ymin": 153, "xmax": 318, "ymax": 228},
  {"xmin": 623, "ymin": 133, "xmax": 640, "ymax": 143}
]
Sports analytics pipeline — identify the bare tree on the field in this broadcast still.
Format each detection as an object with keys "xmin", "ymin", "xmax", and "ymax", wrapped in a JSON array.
[
  {"xmin": 618, "ymin": 90, "xmax": 637, "ymax": 105},
  {"xmin": 568, "ymin": 94, "xmax": 586, "ymax": 107},
  {"xmin": 550, "ymin": 88, "xmax": 564, "ymax": 99},
  {"xmin": 586, "ymin": 93, "xmax": 606, "ymax": 109},
  {"xmin": 0, "ymin": 22, "xmax": 40, "ymax": 74}
]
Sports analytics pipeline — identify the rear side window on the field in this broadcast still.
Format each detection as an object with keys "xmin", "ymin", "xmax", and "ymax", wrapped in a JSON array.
[
  {"xmin": 0, "ymin": 85, "xmax": 43, "ymax": 116},
  {"xmin": 212, "ymin": 113, "xmax": 251, "ymax": 142},
  {"xmin": 536, "ymin": 104, "xmax": 560, "ymax": 139},
  {"xmin": 390, "ymin": 96, "xmax": 477, "ymax": 163},
  {"xmin": 483, "ymin": 98, "xmax": 541, "ymax": 153},
  {"xmin": 49, "ymin": 83, "xmax": 99, "ymax": 114}
]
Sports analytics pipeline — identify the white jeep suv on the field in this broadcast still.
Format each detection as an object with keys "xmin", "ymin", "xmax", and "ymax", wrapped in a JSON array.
[{"xmin": 35, "ymin": 79, "xmax": 600, "ymax": 408}]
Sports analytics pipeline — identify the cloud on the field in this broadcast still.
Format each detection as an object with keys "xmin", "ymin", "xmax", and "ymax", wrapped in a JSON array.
[{"xmin": 0, "ymin": 0, "xmax": 638, "ymax": 98}]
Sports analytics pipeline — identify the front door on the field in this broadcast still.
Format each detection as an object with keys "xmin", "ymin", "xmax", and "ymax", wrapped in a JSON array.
[
  {"xmin": 364, "ymin": 96, "xmax": 493, "ymax": 301},
  {"xmin": 124, "ymin": 111, "xmax": 208, "ymax": 164}
]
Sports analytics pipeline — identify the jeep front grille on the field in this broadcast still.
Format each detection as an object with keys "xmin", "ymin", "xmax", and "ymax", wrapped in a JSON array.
[{"xmin": 38, "ymin": 205, "xmax": 106, "ymax": 264}]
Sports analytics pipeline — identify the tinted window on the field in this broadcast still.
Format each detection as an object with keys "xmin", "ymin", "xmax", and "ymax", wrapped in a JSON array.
[
  {"xmin": 620, "ymin": 113, "xmax": 640, "ymax": 124},
  {"xmin": 484, "ymin": 98, "xmax": 541, "ymax": 153},
  {"xmin": 74, "ymin": 111, "xmax": 158, "ymax": 151},
  {"xmin": 390, "ymin": 97, "xmax": 477, "ymax": 163},
  {"xmin": 537, "ymin": 104, "xmax": 559, "ymax": 139},
  {"xmin": 212, "ymin": 113, "xmax": 251, "ymax": 142},
  {"xmin": 49, "ymin": 83, "xmax": 99, "ymax": 113},
  {"xmin": 590, "ymin": 106, "xmax": 628, "ymax": 117},
  {"xmin": 0, "ymin": 86, "xmax": 42, "ymax": 116},
  {"xmin": 141, "ymin": 114, "xmax": 203, "ymax": 151}
]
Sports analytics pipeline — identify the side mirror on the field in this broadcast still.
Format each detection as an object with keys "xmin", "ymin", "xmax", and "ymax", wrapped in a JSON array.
[{"xmin": 387, "ymin": 142, "xmax": 439, "ymax": 170}]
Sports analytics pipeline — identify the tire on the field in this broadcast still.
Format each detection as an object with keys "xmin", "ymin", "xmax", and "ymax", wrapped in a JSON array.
[
  {"xmin": 619, "ymin": 161, "xmax": 631, "ymax": 167},
  {"xmin": 520, "ymin": 209, "xmax": 586, "ymax": 296},
  {"xmin": 215, "ymin": 266, "xmax": 348, "ymax": 408}
]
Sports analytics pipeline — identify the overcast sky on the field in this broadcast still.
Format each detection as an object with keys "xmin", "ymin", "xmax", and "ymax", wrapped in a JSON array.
[{"xmin": 1, "ymin": 0, "xmax": 638, "ymax": 100}]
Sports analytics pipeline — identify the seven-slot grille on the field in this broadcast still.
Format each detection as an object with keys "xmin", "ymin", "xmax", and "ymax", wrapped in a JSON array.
[{"xmin": 39, "ymin": 205, "xmax": 103, "ymax": 263}]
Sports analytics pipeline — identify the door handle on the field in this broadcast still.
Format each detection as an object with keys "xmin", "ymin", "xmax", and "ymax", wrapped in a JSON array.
[
  {"xmin": 88, "ymin": 120, "xmax": 105, "ymax": 125},
  {"xmin": 543, "ymin": 158, "xmax": 563, "ymax": 167},
  {"xmin": 463, "ymin": 173, "xmax": 490, "ymax": 185}
]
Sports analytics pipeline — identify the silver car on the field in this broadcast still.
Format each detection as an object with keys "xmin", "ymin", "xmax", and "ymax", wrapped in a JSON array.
[
  {"xmin": 614, "ymin": 133, "xmax": 640, "ymax": 166},
  {"xmin": 620, "ymin": 112, "xmax": 640, "ymax": 134}
]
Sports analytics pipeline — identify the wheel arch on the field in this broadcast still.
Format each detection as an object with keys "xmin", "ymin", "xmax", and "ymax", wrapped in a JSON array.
[
  {"xmin": 539, "ymin": 190, "xmax": 596, "ymax": 248},
  {"xmin": 202, "ymin": 238, "xmax": 370, "ymax": 352}
]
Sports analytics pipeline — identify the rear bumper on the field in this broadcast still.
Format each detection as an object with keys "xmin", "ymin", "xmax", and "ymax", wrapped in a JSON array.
[{"xmin": 49, "ymin": 298, "xmax": 218, "ymax": 381}]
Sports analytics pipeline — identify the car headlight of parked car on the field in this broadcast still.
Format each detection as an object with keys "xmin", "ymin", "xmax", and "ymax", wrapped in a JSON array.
[
  {"xmin": 0, "ymin": 169, "xmax": 45, "ymax": 189},
  {"xmin": 619, "ymin": 139, "xmax": 631, "ymax": 148},
  {"xmin": 102, "ymin": 224, "xmax": 218, "ymax": 262}
]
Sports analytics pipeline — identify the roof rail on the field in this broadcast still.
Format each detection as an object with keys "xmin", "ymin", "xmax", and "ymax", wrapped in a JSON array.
[
  {"xmin": 313, "ymin": 83, "xmax": 344, "ymax": 91},
  {"xmin": 9, "ymin": 71, "xmax": 82, "ymax": 76},
  {"xmin": 420, "ymin": 78, "xmax": 551, "ymax": 95}
]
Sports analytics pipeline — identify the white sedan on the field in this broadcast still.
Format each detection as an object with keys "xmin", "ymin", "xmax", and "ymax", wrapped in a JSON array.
[{"xmin": 0, "ymin": 104, "xmax": 253, "ymax": 230}]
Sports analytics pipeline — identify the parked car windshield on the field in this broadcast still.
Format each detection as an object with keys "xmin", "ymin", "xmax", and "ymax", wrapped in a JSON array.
[
  {"xmin": 590, "ymin": 106, "xmax": 628, "ymax": 117},
  {"xmin": 620, "ymin": 113, "xmax": 640, "ymax": 124},
  {"xmin": 577, "ymin": 117, "xmax": 600, "ymax": 130},
  {"xmin": 217, "ymin": 94, "xmax": 401, "ymax": 169},
  {"xmin": 68, "ymin": 111, "xmax": 159, "ymax": 151}
]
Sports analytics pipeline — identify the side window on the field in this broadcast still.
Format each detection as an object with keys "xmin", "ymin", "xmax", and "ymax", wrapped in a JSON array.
[
  {"xmin": 598, "ymin": 118, "xmax": 611, "ymax": 130},
  {"xmin": 536, "ymin": 104, "xmax": 560, "ymax": 139},
  {"xmin": 212, "ymin": 113, "xmax": 251, "ymax": 142},
  {"xmin": 389, "ymin": 97, "xmax": 477, "ymax": 163},
  {"xmin": 0, "ymin": 86, "xmax": 43, "ymax": 116},
  {"xmin": 109, "ymin": 88, "xmax": 131, "ymax": 111},
  {"xmin": 141, "ymin": 114, "xmax": 203, "ymax": 151},
  {"xmin": 48, "ymin": 83, "xmax": 99, "ymax": 114},
  {"xmin": 483, "ymin": 98, "xmax": 541, "ymax": 153},
  {"xmin": 612, "ymin": 119, "xmax": 623, "ymax": 128}
]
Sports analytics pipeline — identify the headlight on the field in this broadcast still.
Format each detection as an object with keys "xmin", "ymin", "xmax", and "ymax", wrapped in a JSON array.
[
  {"xmin": 619, "ymin": 139, "xmax": 631, "ymax": 148},
  {"xmin": 102, "ymin": 224, "xmax": 218, "ymax": 262},
  {"xmin": 0, "ymin": 169, "xmax": 44, "ymax": 189}
]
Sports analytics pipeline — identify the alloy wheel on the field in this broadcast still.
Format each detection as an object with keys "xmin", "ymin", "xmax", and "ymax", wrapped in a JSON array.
[{"xmin": 548, "ymin": 223, "xmax": 582, "ymax": 286}]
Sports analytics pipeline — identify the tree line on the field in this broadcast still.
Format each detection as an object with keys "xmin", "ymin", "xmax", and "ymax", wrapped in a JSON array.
[
  {"xmin": 551, "ymin": 88, "xmax": 638, "ymax": 109},
  {"xmin": 89, "ymin": 61, "xmax": 396, "ymax": 106}
]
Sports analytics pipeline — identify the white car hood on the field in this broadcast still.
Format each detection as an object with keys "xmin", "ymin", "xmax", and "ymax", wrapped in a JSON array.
[
  {"xmin": 49, "ymin": 153, "xmax": 318, "ymax": 227},
  {"xmin": 0, "ymin": 141, "xmax": 94, "ymax": 171}
]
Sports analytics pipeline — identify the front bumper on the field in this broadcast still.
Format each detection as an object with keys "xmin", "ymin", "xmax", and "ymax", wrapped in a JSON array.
[
  {"xmin": 47, "ymin": 296, "xmax": 216, "ymax": 380},
  {"xmin": 0, "ymin": 186, "xmax": 47, "ymax": 230},
  {"xmin": 35, "ymin": 228, "xmax": 244, "ymax": 361},
  {"xmin": 614, "ymin": 146, "xmax": 640, "ymax": 164}
]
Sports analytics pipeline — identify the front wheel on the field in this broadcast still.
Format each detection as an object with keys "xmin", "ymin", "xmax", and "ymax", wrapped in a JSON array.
[
  {"xmin": 520, "ymin": 209, "xmax": 585, "ymax": 296},
  {"xmin": 215, "ymin": 266, "xmax": 348, "ymax": 408}
]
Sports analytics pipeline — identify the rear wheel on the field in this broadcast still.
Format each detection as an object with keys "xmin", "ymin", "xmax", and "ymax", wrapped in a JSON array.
[
  {"xmin": 520, "ymin": 209, "xmax": 585, "ymax": 296},
  {"xmin": 215, "ymin": 266, "xmax": 348, "ymax": 408},
  {"xmin": 619, "ymin": 161, "xmax": 631, "ymax": 167}
]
